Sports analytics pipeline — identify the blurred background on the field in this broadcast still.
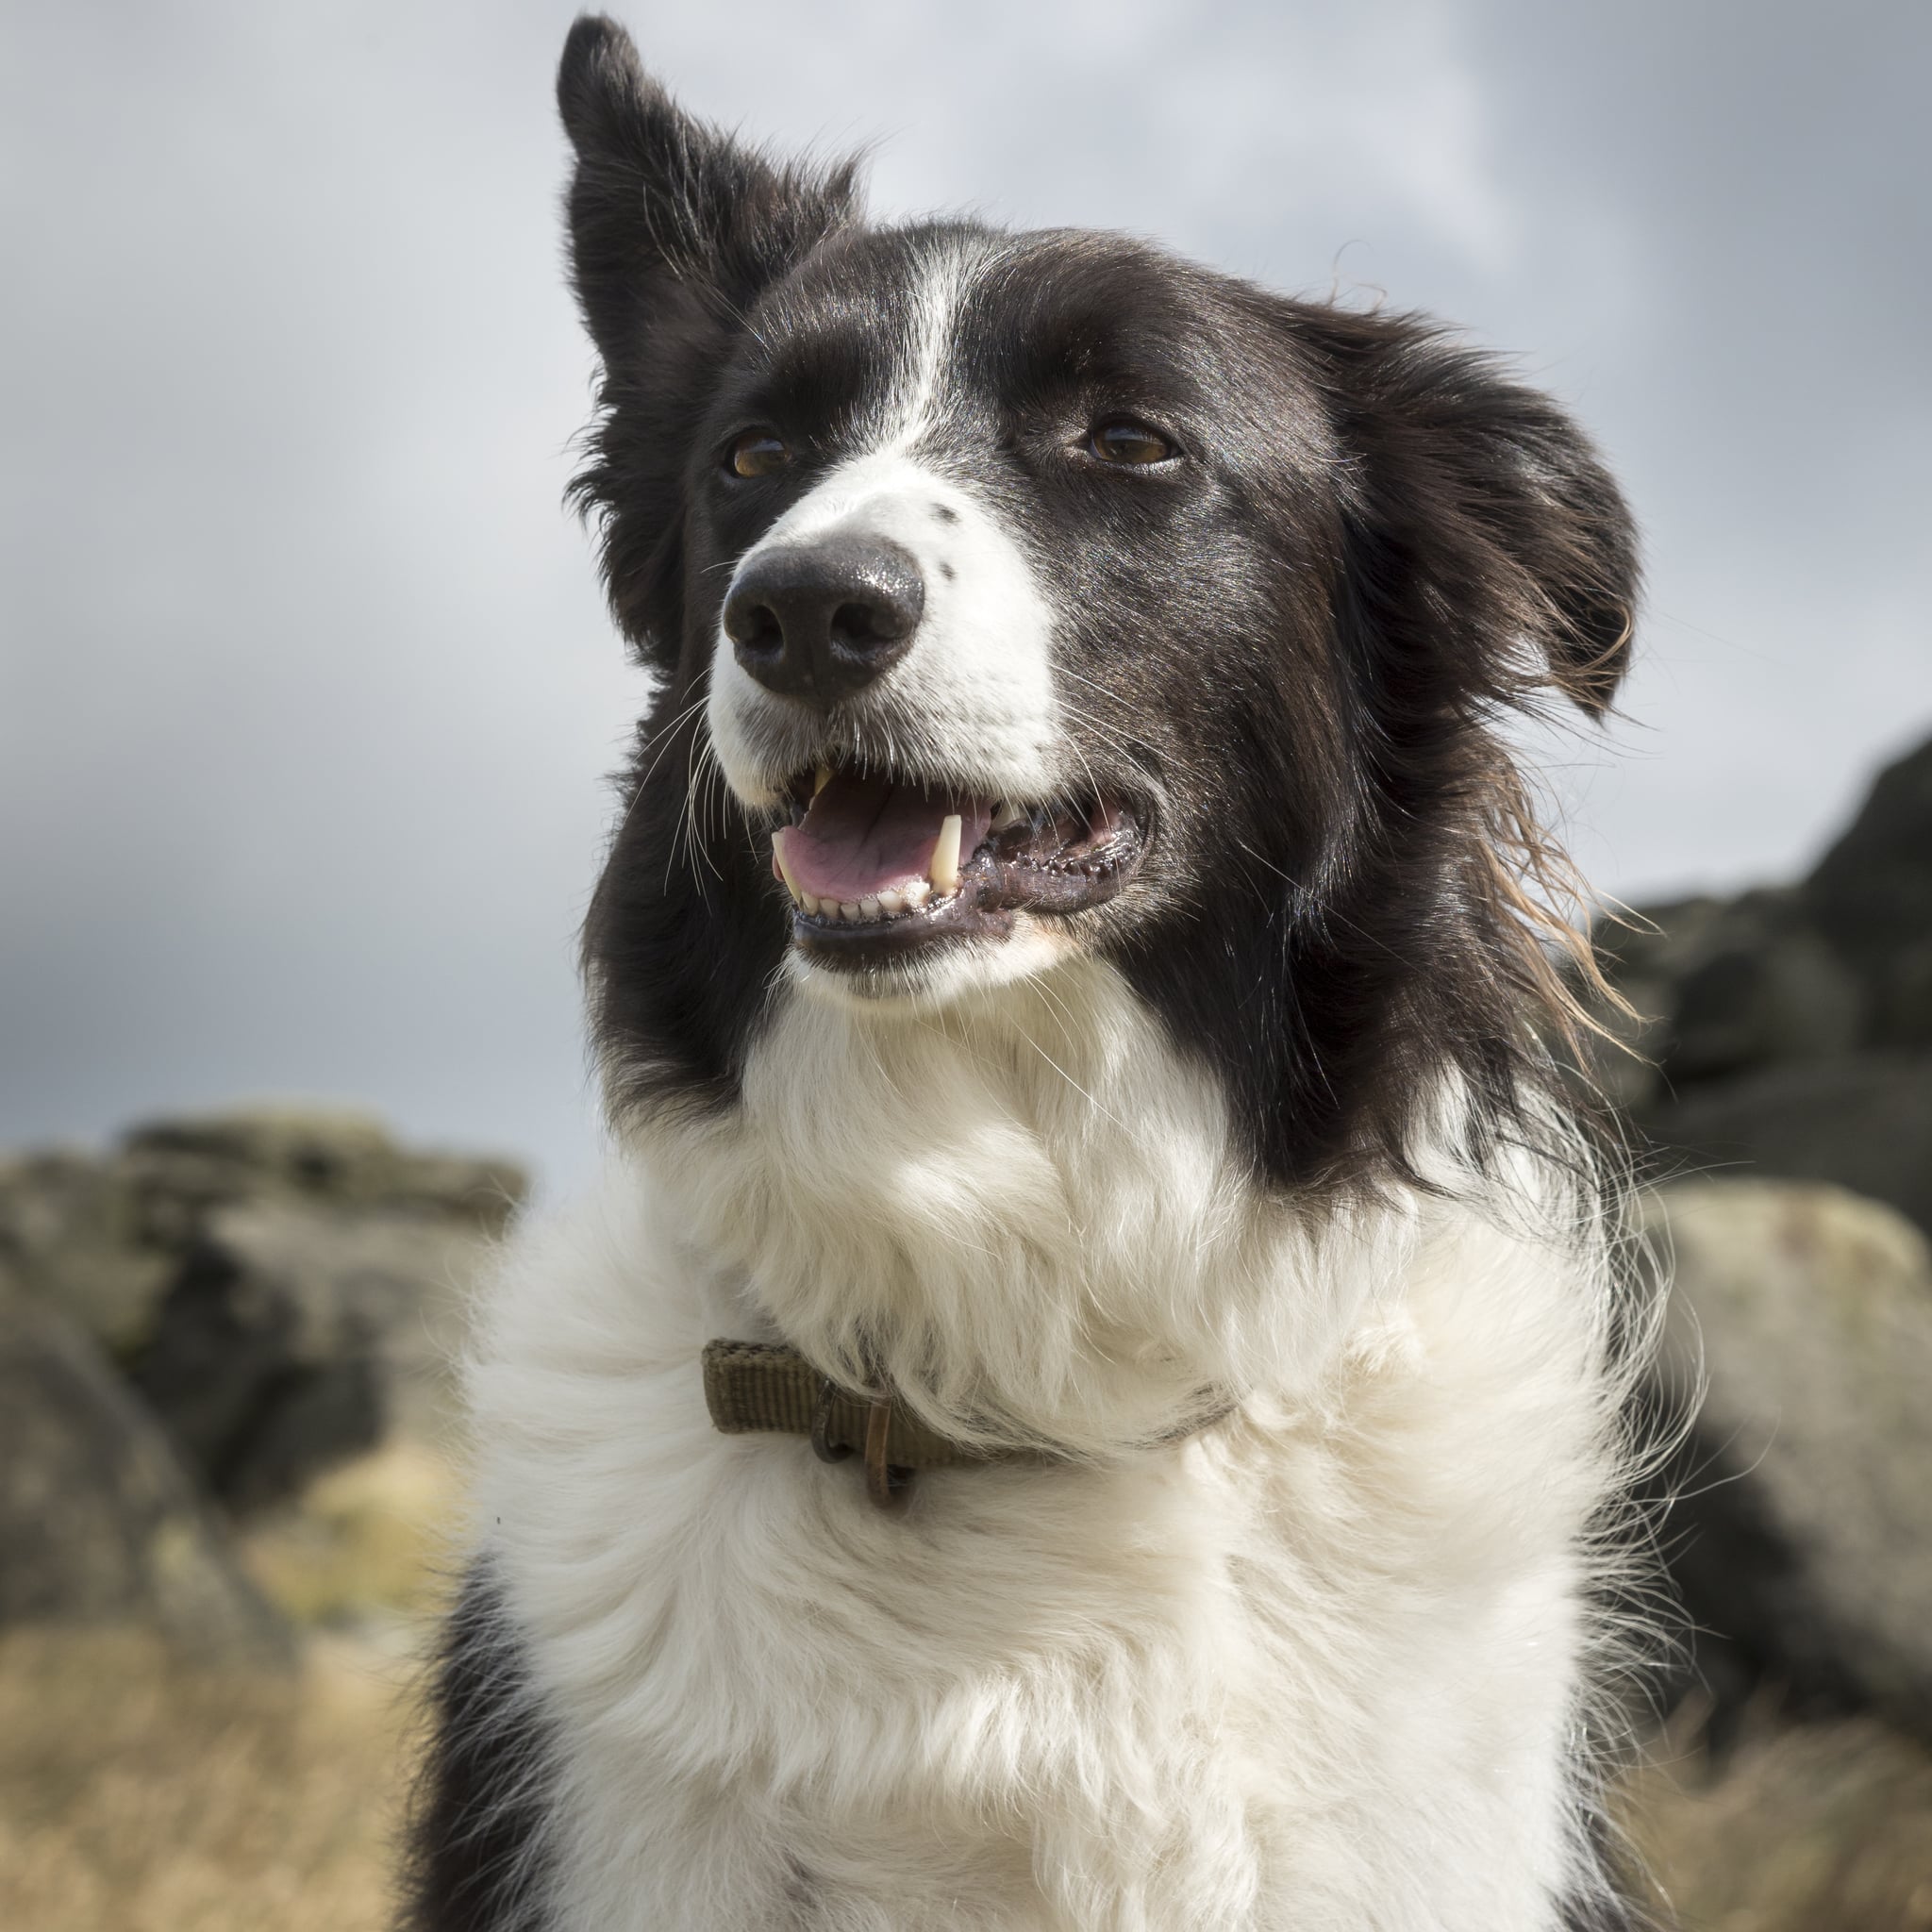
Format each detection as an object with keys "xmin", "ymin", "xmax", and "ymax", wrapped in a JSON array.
[{"xmin": 2, "ymin": 3, "xmax": 1929, "ymax": 1928}]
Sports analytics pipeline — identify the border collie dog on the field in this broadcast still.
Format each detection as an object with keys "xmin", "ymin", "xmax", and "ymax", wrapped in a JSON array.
[{"xmin": 408, "ymin": 17, "xmax": 1652, "ymax": 1929}]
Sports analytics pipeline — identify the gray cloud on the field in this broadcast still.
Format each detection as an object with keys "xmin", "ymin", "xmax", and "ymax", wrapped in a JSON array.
[{"xmin": 3, "ymin": 0, "xmax": 1927, "ymax": 1184}]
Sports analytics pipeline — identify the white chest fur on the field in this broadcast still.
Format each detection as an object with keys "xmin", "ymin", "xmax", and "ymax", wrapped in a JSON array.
[{"xmin": 467, "ymin": 963, "xmax": 1627, "ymax": 1929}]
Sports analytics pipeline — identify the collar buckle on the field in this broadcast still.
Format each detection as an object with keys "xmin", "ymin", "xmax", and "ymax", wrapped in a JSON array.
[{"xmin": 809, "ymin": 1374, "xmax": 911, "ymax": 1507}]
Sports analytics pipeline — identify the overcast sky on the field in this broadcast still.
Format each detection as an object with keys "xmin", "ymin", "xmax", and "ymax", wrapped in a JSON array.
[{"xmin": 3, "ymin": 0, "xmax": 1928, "ymax": 1188}]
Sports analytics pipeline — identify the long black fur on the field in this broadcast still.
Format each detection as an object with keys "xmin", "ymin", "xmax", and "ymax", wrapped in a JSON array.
[{"xmin": 403, "ymin": 1561, "xmax": 558, "ymax": 1932}]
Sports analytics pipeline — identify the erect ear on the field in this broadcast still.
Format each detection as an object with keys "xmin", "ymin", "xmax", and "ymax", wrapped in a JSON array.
[
  {"xmin": 557, "ymin": 15, "xmax": 862, "ymax": 368},
  {"xmin": 1314, "ymin": 310, "xmax": 1640, "ymax": 715}
]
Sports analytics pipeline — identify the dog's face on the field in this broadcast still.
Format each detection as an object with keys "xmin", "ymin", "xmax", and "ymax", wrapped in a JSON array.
[
  {"xmin": 692, "ymin": 222, "xmax": 1348, "ymax": 1008},
  {"xmin": 559, "ymin": 19, "xmax": 1637, "ymax": 1188}
]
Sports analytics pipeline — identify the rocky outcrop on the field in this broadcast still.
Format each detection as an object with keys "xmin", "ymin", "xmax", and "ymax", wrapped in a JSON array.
[
  {"xmin": 1596, "ymin": 734, "xmax": 1932, "ymax": 1234},
  {"xmin": 1807, "ymin": 732, "xmax": 1932, "ymax": 1047},
  {"xmin": 1642, "ymin": 1178, "xmax": 1932, "ymax": 1738},
  {"xmin": 1643, "ymin": 1056, "xmax": 1932, "ymax": 1235},
  {"xmin": 134, "ymin": 1197, "xmax": 490, "ymax": 1508},
  {"xmin": 0, "ymin": 1151, "xmax": 179, "ymax": 1358},
  {"xmin": 0, "ymin": 1280, "xmax": 291, "ymax": 1663},
  {"xmin": 119, "ymin": 1108, "xmax": 527, "ymax": 1229},
  {"xmin": 1589, "ymin": 737, "xmax": 1932, "ymax": 1732},
  {"xmin": 0, "ymin": 1107, "xmax": 524, "ymax": 1510}
]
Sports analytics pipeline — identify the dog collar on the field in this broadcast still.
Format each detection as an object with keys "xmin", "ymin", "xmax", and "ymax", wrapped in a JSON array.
[
  {"xmin": 702, "ymin": 1339, "xmax": 994, "ymax": 1508},
  {"xmin": 702, "ymin": 1338, "xmax": 1232, "ymax": 1511}
]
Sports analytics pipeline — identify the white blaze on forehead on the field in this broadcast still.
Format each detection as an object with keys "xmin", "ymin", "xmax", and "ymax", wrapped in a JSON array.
[
  {"xmin": 878, "ymin": 234, "xmax": 985, "ymax": 452},
  {"xmin": 707, "ymin": 241, "xmax": 1061, "ymax": 809}
]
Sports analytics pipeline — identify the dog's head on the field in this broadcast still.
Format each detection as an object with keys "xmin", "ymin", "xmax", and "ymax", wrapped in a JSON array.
[{"xmin": 560, "ymin": 17, "xmax": 1637, "ymax": 1190}]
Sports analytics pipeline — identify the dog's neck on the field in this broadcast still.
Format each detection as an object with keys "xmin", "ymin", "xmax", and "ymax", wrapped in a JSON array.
[{"xmin": 629, "ymin": 957, "xmax": 1436, "ymax": 1457}]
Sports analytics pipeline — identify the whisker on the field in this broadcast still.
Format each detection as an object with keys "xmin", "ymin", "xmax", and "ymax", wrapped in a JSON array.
[{"xmin": 1008, "ymin": 1016, "xmax": 1130, "ymax": 1135}]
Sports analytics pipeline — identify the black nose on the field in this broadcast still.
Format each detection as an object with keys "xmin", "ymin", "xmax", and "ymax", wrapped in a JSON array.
[{"xmin": 723, "ymin": 537, "xmax": 924, "ymax": 704}]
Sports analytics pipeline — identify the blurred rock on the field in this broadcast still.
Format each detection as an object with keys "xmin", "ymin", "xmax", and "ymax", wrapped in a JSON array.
[
  {"xmin": 1645, "ymin": 1055, "xmax": 1932, "ymax": 1238},
  {"xmin": 1644, "ymin": 1178, "xmax": 1932, "ymax": 1738},
  {"xmin": 0, "ymin": 1151, "xmax": 175, "ymax": 1356},
  {"xmin": 1664, "ymin": 924, "xmax": 1863, "ymax": 1085},
  {"xmin": 132, "ymin": 1198, "xmax": 492, "ymax": 1511},
  {"xmin": 121, "ymin": 1106, "xmax": 526, "ymax": 1233},
  {"xmin": 1599, "ymin": 888, "xmax": 1864, "ymax": 1093},
  {"xmin": 1590, "ymin": 733, "xmax": 1932, "ymax": 1236},
  {"xmin": 0, "ymin": 1106, "xmax": 524, "ymax": 1509},
  {"xmin": 1806, "ymin": 735, "xmax": 1932, "ymax": 1049},
  {"xmin": 0, "ymin": 1280, "xmax": 291, "ymax": 1664},
  {"xmin": 1602, "ymin": 738, "xmax": 1932, "ymax": 1081}
]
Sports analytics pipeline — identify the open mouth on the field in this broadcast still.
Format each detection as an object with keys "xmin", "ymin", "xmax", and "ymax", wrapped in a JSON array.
[{"xmin": 768, "ymin": 763, "xmax": 1146, "ymax": 968}]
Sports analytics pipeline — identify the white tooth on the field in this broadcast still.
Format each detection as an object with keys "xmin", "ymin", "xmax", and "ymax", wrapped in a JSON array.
[
  {"xmin": 858, "ymin": 895, "xmax": 881, "ymax": 921},
  {"xmin": 817, "ymin": 897, "xmax": 841, "ymax": 919},
  {"xmin": 930, "ymin": 814, "xmax": 962, "ymax": 896},
  {"xmin": 876, "ymin": 888, "xmax": 907, "ymax": 916},
  {"xmin": 771, "ymin": 828, "xmax": 804, "ymax": 904},
  {"xmin": 903, "ymin": 877, "xmax": 930, "ymax": 909},
  {"xmin": 991, "ymin": 800, "xmax": 1026, "ymax": 831},
  {"xmin": 839, "ymin": 900, "xmax": 861, "ymax": 922},
  {"xmin": 813, "ymin": 765, "xmax": 832, "ymax": 797}
]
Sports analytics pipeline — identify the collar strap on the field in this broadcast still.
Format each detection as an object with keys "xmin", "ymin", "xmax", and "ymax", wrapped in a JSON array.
[
  {"xmin": 702, "ymin": 1339, "xmax": 995, "ymax": 1507},
  {"xmin": 702, "ymin": 1338, "xmax": 1235, "ymax": 1512}
]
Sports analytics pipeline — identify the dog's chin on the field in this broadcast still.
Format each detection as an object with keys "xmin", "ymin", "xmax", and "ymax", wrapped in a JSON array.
[
  {"xmin": 782, "ymin": 919, "xmax": 1073, "ymax": 1009},
  {"xmin": 748, "ymin": 757, "xmax": 1150, "ymax": 1008}
]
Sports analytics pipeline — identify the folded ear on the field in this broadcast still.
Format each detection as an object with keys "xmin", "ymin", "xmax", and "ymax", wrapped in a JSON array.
[
  {"xmin": 557, "ymin": 14, "xmax": 861, "ymax": 368},
  {"xmin": 1314, "ymin": 310, "xmax": 1639, "ymax": 715}
]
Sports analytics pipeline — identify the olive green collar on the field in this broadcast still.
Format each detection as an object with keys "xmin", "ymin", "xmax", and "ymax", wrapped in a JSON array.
[{"xmin": 702, "ymin": 1338, "xmax": 1231, "ymax": 1511}]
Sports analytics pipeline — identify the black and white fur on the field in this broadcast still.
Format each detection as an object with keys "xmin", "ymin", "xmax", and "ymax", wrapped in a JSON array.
[{"xmin": 406, "ymin": 18, "xmax": 1654, "ymax": 1928}]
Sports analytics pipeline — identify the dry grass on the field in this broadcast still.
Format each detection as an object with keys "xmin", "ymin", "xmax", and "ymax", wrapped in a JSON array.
[
  {"xmin": 1619, "ymin": 1702, "xmax": 1932, "ymax": 1932},
  {"xmin": 0, "ymin": 1628, "xmax": 417, "ymax": 1932},
  {"xmin": 0, "ymin": 1440, "xmax": 457, "ymax": 1932},
  {"xmin": 241, "ymin": 1438, "xmax": 462, "ymax": 1630}
]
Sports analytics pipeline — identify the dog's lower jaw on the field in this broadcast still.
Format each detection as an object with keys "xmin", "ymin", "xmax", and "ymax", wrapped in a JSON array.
[
  {"xmin": 458, "ymin": 970, "xmax": 1635, "ymax": 1930},
  {"xmin": 779, "ymin": 914, "xmax": 1074, "ymax": 1012}
]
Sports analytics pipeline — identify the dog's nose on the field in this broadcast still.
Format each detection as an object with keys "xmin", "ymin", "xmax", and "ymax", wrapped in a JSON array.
[{"xmin": 723, "ymin": 538, "xmax": 924, "ymax": 704}]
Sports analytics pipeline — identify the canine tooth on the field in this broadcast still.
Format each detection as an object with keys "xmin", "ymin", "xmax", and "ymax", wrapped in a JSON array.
[
  {"xmin": 876, "ymin": 888, "xmax": 907, "ymax": 916},
  {"xmin": 840, "ymin": 900, "xmax": 861, "ymax": 922},
  {"xmin": 902, "ymin": 877, "xmax": 930, "ymax": 908},
  {"xmin": 991, "ymin": 800, "xmax": 1026, "ymax": 832},
  {"xmin": 930, "ymin": 813, "xmax": 962, "ymax": 896},
  {"xmin": 858, "ymin": 895, "xmax": 881, "ymax": 921},
  {"xmin": 771, "ymin": 827, "xmax": 800, "ymax": 898},
  {"xmin": 813, "ymin": 765, "xmax": 832, "ymax": 797}
]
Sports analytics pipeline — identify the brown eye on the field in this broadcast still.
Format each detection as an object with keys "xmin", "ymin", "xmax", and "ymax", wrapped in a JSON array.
[
  {"xmin": 1088, "ymin": 418, "xmax": 1176, "ymax": 466},
  {"xmin": 727, "ymin": 430, "xmax": 791, "ymax": 478}
]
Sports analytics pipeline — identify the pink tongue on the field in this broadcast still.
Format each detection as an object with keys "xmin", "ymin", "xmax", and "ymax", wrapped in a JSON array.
[{"xmin": 781, "ymin": 774, "xmax": 991, "ymax": 903}]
